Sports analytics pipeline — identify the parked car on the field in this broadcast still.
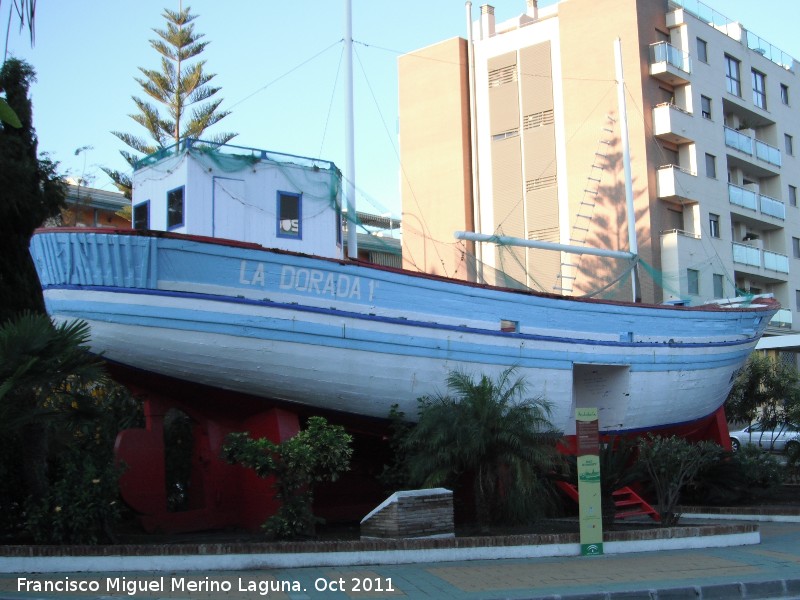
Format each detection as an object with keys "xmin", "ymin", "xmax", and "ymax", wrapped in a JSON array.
[{"xmin": 729, "ymin": 421, "xmax": 800, "ymax": 453}]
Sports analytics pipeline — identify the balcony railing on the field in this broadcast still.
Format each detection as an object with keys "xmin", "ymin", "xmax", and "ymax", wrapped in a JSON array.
[
  {"xmin": 724, "ymin": 127, "xmax": 781, "ymax": 168},
  {"xmin": 760, "ymin": 194, "xmax": 786, "ymax": 220},
  {"xmin": 727, "ymin": 184, "xmax": 785, "ymax": 220},
  {"xmin": 732, "ymin": 242, "xmax": 761, "ymax": 268},
  {"xmin": 667, "ymin": 0, "xmax": 795, "ymax": 71},
  {"xmin": 755, "ymin": 140, "xmax": 782, "ymax": 167},
  {"xmin": 724, "ymin": 126, "xmax": 753, "ymax": 155},
  {"xmin": 769, "ymin": 308, "xmax": 793, "ymax": 329},
  {"xmin": 649, "ymin": 41, "xmax": 691, "ymax": 74},
  {"xmin": 728, "ymin": 183, "xmax": 757, "ymax": 211},
  {"xmin": 732, "ymin": 242, "xmax": 789, "ymax": 273},
  {"xmin": 764, "ymin": 250, "xmax": 789, "ymax": 273}
]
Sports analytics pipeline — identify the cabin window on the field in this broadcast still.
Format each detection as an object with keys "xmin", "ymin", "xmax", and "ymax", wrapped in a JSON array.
[
  {"xmin": 500, "ymin": 319, "xmax": 519, "ymax": 333},
  {"xmin": 167, "ymin": 186, "xmax": 185, "ymax": 230},
  {"xmin": 133, "ymin": 201, "xmax": 150, "ymax": 230},
  {"xmin": 277, "ymin": 191, "xmax": 302, "ymax": 239}
]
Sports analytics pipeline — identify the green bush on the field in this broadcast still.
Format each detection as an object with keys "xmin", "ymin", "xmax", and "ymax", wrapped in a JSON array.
[
  {"xmin": 684, "ymin": 446, "xmax": 783, "ymax": 506},
  {"xmin": 222, "ymin": 416, "xmax": 353, "ymax": 539},
  {"xmin": 636, "ymin": 435, "xmax": 723, "ymax": 526},
  {"xmin": 26, "ymin": 449, "xmax": 122, "ymax": 544}
]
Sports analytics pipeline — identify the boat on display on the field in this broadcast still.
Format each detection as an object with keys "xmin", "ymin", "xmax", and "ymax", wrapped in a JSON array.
[
  {"xmin": 30, "ymin": 214, "xmax": 778, "ymax": 437},
  {"xmin": 29, "ymin": 20, "xmax": 778, "ymax": 439}
]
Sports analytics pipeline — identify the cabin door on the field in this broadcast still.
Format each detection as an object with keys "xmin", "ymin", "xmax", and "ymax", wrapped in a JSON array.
[
  {"xmin": 212, "ymin": 177, "xmax": 249, "ymax": 243},
  {"xmin": 570, "ymin": 364, "xmax": 631, "ymax": 434}
]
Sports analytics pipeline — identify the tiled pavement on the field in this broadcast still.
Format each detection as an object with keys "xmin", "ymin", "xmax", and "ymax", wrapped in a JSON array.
[{"xmin": 1, "ymin": 521, "xmax": 799, "ymax": 599}]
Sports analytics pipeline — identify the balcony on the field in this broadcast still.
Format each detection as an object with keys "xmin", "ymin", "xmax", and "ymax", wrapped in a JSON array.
[
  {"xmin": 649, "ymin": 42, "xmax": 691, "ymax": 85},
  {"xmin": 755, "ymin": 140, "xmax": 782, "ymax": 168},
  {"xmin": 732, "ymin": 242, "xmax": 789, "ymax": 276},
  {"xmin": 724, "ymin": 126, "xmax": 753, "ymax": 155},
  {"xmin": 657, "ymin": 165, "xmax": 700, "ymax": 203},
  {"xmin": 760, "ymin": 194, "xmax": 786, "ymax": 220},
  {"xmin": 724, "ymin": 126, "xmax": 781, "ymax": 173},
  {"xmin": 769, "ymin": 308, "xmax": 793, "ymax": 329},
  {"xmin": 728, "ymin": 183, "xmax": 757, "ymax": 211},
  {"xmin": 728, "ymin": 183, "xmax": 785, "ymax": 220},
  {"xmin": 667, "ymin": 0, "xmax": 796, "ymax": 71},
  {"xmin": 652, "ymin": 103, "xmax": 694, "ymax": 144}
]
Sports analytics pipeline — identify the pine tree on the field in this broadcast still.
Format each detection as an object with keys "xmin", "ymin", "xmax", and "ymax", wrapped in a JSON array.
[
  {"xmin": 104, "ymin": 5, "xmax": 236, "ymax": 196},
  {"xmin": 0, "ymin": 58, "xmax": 66, "ymax": 324}
]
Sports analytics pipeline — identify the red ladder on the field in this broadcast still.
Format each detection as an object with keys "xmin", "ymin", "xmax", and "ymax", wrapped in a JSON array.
[{"xmin": 556, "ymin": 481, "xmax": 660, "ymax": 522}]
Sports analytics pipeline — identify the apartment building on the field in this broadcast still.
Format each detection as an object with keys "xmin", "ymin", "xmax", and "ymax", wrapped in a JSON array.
[{"xmin": 398, "ymin": 0, "xmax": 797, "ymax": 338}]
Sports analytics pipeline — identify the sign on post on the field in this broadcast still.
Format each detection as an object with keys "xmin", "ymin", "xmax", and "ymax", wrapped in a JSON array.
[{"xmin": 576, "ymin": 407, "xmax": 603, "ymax": 556}]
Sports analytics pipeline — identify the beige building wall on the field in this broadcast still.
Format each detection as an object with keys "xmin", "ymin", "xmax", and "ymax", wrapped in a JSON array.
[
  {"xmin": 397, "ymin": 38, "xmax": 474, "ymax": 279},
  {"xmin": 398, "ymin": 0, "xmax": 799, "ymax": 334}
]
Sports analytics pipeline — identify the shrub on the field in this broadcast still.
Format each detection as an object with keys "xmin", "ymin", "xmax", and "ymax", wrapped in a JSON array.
[
  {"xmin": 222, "ymin": 416, "xmax": 353, "ymax": 539},
  {"xmin": 684, "ymin": 446, "xmax": 784, "ymax": 506},
  {"xmin": 636, "ymin": 435, "xmax": 723, "ymax": 526},
  {"xmin": 403, "ymin": 368, "xmax": 560, "ymax": 531}
]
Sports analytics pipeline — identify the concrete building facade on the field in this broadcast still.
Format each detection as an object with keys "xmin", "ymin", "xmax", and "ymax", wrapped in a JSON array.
[{"xmin": 399, "ymin": 0, "xmax": 797, "ymax": 336}]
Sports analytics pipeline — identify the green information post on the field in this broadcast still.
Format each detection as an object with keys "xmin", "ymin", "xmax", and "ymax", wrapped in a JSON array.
[{"xmin": 576, "ymin": 407, "xmax": 603, "ymax": 556}]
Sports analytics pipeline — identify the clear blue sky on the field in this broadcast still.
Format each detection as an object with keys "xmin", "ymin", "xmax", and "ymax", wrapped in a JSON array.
[{"xmin": 4, "ymin": 0, "xmax": 799, "ymax": 218}]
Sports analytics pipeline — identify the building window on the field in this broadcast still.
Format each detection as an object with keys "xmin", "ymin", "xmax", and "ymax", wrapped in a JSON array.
[
  {"xmin": 277, "ymin": 191, "xmax": 302, "ymax": 238},
  {"xmin": 713, "ymin": 274, "xmax": 724, "ymax": 299},
  {"xmin": 790, "ymin": 185, "xmax": 798, "ymax": 207},
  {"xmin": 705, "ymin": 153, "xmax": 717, "ymax": 178},
  {"xmin": 709, "ymin": 213, "xmax": 720, "ymax": 238},
  {"xmin": 687, "ymin": 269, "xmax": 700, "ymax": 295},
  {"xmin": 696, "ymin": 37, "xmax": 708, "ymax": 63},
  {"xmin": 793, "ymin": 237, "xmax": 800, "ymax": 259},
  {"xmin": 797, "ymin": 290, "xmax": 800, "ymax": 311},
  {"xmin": 133, "ymin": 201, "xmax": 150, "ymax": 230},
  {"xmin": 166, "ymin": 187, "xmax": 184, "ymax": 230},
  {"xmin": 725, "ymin": 55, "xmax": 741, "ymax": 97},
  {"xmin": 786, "ymin": 134, "xmax": 794, "ymax": 156},
  {"xmin": 781, "ymin": 83, "xmax": 790, "ymax": 105},
  {"xmin": 700, "ymin": 95, "xmax": 712, "ymax": 119},
  {"xmin": 752, "ymin": 69, "xmax": 767, "ymax": 109}
]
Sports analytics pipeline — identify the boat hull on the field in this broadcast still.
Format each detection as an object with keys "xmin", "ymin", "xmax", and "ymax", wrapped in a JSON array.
[{"xmin": 30, "ymin": 229, "xmax": 778, "ymax": 435}]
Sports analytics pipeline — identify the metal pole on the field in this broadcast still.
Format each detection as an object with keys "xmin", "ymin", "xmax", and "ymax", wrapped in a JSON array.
[
  {"xmin": 615, "ymin": 38, "xmax": 638, "ymax": 301},
  {"xmin": 465, "ymin": 2, "xmax": 482, "ymax": 278},
  {"xmin": 455, "ymin": 231, "xmax": 635, "ymax": 260},
  {"xmin": 345, "ymin": 0, "xmax": 358, "ymax": 259}
]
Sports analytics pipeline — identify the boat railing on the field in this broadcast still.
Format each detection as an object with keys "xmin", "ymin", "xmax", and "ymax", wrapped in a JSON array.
[{"xmin": 134, "ymin": 138, "xmax": 338, "ymax": 173}]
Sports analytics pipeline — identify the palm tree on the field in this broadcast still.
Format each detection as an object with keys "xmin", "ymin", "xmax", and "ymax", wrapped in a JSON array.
[
  {"xmin": 0, "ymin": 313, "xmax": 106, "ymax": 499},
  {"xmin": 104, "ymin": 5, "xmax": 236, "ymax": 196},
  {"xmin": 405, "ymin": 367, "xmax": 559, "ymax": 531}
]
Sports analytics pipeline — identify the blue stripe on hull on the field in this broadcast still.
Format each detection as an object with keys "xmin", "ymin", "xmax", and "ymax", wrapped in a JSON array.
[{"xmin": 45, "ymin": 287, "xmax": 756, "ymax": 374}]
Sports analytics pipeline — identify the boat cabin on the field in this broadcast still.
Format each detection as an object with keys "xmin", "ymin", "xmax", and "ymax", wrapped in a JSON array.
[{"xmin": 131, "ymin": 139, "xmax": 345, "ymax": 259}]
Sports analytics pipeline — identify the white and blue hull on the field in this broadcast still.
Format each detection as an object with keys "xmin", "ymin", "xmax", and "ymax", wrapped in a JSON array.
[{"xmin": 30, "ymin": 229, "xmax": 777, "ymax": 435}]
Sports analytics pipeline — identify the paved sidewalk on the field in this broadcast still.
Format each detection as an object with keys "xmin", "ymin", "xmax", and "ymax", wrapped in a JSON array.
[{"xmin": 1, "ymin": 521, "xmax": 799, "ymax": 599}]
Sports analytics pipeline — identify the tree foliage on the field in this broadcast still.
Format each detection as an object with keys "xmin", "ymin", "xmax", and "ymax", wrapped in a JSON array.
[
  {"xmin": 222, "ymin": 416, "xmax": 353, "ymax": 539},
  {"xmin": 0, "ymin": 58, "xmax": 66, "ymax": 323},
  {"xmin": 726, "ymin": 352, "xmax": 800, "ymax": 427},
  {"xmin": 0, "ymin": 312, "xmax": 140, "ymax": 543},
  {"xmin": 104, "ymin": 5, "xmax": 236, "ymax": 196},
  {"xmin": 404, "ymin": 368, "xmax": 560, "ymax": 531}
]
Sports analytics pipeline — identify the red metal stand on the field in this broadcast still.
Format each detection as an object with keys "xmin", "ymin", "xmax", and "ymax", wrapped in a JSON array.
[{"xmin": 115, "ymin": 392, "xmax": 299, "ymax": 533}]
